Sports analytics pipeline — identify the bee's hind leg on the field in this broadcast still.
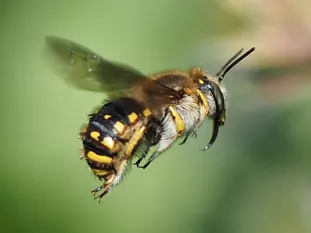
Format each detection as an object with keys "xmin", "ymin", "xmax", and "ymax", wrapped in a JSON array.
[{"xmin": 91, "ymin": 185, "xmax": 109, "ymax": 203}]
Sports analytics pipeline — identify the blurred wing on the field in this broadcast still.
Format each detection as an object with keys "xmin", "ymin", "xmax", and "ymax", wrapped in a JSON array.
[
  {"xmin": 44, "ymin": 36, "xmax": 184, "ymax": 110},
  {"xmin": 44, "ymin": 36, "xmax": 148, "ymax": 97}
]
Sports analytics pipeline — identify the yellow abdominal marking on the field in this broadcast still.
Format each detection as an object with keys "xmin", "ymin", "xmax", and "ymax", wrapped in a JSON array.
[
  {"xmin": 92, "ymin": 169, "xmax": 109, "ymax": 176},
  {"xmin": 90, "ymin": 131, "xmax": 100, "ymax": 140},
  {"xmin": 102, "ymin": 136, "xmax": 115, "ymax": 150},
  {"xmin": 199, "ymin": 79, "xmax": 204, "ymax": 84},
  {"xmin": 114, "ymin": 121, "xmax": 126, "ymax": 135},
  {"xmin": 104, "ymin": 114, "xmax": 112, "ymax": 119},
  {"xmin": 128, "ymin": 112, "xmax": 138, "ymax": 124},
  {"xmin": 196, "ymin": 90, "xmax": 209, "ymax": 115},
  {"xmin": 168, "ymin": 105, "xmax": 185, "ymax": 135},
  {"xmin": 90, "ymin": 131, "xmax": 115, "ymax": 149},
  {"xmin": 87, "ymin": 151, "xmax": 112, "ymax": 164},
  {"xmin": 125, "ymin": 126, "xmax": 146, "ymax": 159},
  {"xmin": 143, "ymin": 108, "xmax": 152, "ymax": 117}
]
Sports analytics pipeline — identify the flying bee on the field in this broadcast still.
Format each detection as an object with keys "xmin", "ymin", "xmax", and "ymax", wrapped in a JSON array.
[{"xmin": 44, "ymin": 36, "xmax": 255, "ymax": 201}]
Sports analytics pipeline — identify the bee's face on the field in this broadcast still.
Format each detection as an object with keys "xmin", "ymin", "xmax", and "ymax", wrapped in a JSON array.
[{"xmin": 191, "ymin": 73, "xmax": 227, "ymax": 150}]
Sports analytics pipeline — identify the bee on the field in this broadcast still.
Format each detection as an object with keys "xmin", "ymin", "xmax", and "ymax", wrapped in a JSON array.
[{"xmin": 44, "ymin": 36, "xmax": 255, "ymax": 201}]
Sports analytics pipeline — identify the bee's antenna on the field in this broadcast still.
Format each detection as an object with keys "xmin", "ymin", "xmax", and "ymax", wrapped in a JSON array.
[
  {"xmin": 216, "ymin": 48, "xmax": 244, "ymax": 77},
  {"xmin": 217, "ymin": 47, "xmax": 256, "ymax": 82}
]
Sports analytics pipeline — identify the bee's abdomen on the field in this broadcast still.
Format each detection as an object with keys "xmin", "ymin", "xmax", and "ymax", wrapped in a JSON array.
[{"xmin": 80, "ymin": 97, "xmax": 153, "ymax": 180}]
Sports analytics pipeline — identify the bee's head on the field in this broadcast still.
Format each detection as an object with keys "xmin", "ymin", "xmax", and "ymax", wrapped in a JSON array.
[{"xmin": 199, "ymin": 47, "xmax": 255, "ymax": 150}]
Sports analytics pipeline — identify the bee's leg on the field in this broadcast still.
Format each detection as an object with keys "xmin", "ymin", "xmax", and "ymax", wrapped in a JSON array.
[
  {"xmin": 137, "ymin": 106, "xmax": 178, "ymax": 169},
  {"xmin": 136, "ymin": 151, "xmax": 161, "ymax": 169},
  {"xmin": 133, "ymin": 158, "xmax": 143, "ymax": 167},
  {"xmin": 134, "ymin": 150, "xmax": 149, "ymax": 167},
  {"xmin": 91, "ymin": 186, "xmax": 103, "ymax": 195},
  {"xmin": 90, "ymin": 170, "xmax": 117, "ymax": 202},
  {"xmin": 179, "ymin": 132, "xmax": 190, "ymax": 145},
  {"xmin": 91, "ymin": 185, "xmax": 109, "ymax": 203},
  {"xmin": 133, "ymin": 150, "xmax": 145, "ymax": 167},
  {"xmin": 179, "ymin": 130, "xmax": 198, "ymax": 145},
  {"xmin": 133, "ymin": 139, "xmax": 150, "ymax": 168}
]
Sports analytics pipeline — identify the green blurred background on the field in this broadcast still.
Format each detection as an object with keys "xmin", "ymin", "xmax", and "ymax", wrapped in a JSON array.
[{"xmin": 1, "ymin": 0, "xmax": 311, "ymax": 233}]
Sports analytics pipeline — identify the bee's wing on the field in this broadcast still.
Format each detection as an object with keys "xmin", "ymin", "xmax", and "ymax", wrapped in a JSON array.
[
  {"xmin": 44, "ymin": 36, "xmax": 184, "ymax": 108},
  {"xmin": 44, "ymin": 36, "xmax": 149, "ymax": 97}
]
